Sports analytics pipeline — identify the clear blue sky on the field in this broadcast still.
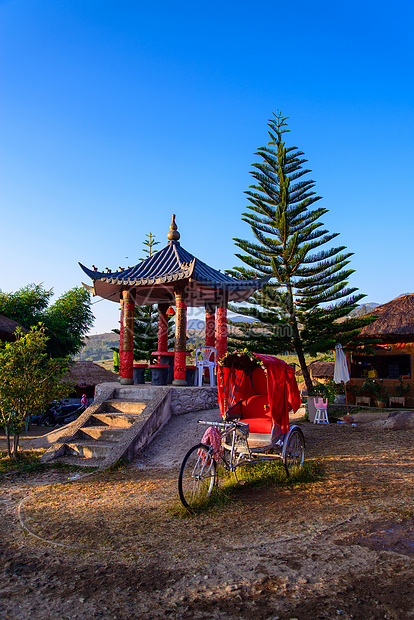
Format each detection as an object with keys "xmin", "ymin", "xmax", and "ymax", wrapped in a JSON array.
[{"xmin": 1, "ymin": 0, "xmax": 413, "ymax": 334}]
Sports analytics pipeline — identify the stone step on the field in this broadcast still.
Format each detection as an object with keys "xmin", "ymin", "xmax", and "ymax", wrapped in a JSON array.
[
  {"xmin": 115, "ymin": 387, "xmax": 165, "ymax": 401},
  {"xmin": 102, "ymin": 399, "xmax": 150, "ymax": 414},
  {"xmin": 55, "ymin": 456, "xmax": 103, "ymax": 468},
  {"xmin": 77, "ymin": 426, "xmax": 126, "ymax": 442},
  {"xmin": 65, "ymin": 440, "xmax": 116, "ymax": 459},
  {"xmin": 91, "ymin": 413, "xmax": 140, "ymax": 428}
]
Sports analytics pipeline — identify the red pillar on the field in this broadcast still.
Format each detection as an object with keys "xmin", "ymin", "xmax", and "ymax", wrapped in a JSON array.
[
  {"xmin": 119, "ymin": 289, "xmax": 135, "ymax": 385},
  {"xmin": 173, "ymin": 287, "xmax": 187, "ymax": 386},
  {"xmin": 158, "ymin": 303, "xmax": 169, "ymax": 361},
  {"xmin": 118, "ymin": 297, "xmax": 124, "ymax": 375},
  {"xmin": 216, "ymin": 305, "xmax": 227, "ymax": 363},
  {"xmin": 204, "ymin": 305, "xmax": 216, "ymax": 383},
  {"xmin": 205, "ymin": 306, "xmax": 216, "ymax": 348}
]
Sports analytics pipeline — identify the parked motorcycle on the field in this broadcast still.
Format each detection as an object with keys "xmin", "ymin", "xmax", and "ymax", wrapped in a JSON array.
[
  {"xmin": 52, "ymin": 403, "xmax": 85, "ymax": 426},
  {"xmin": 31, "ymin": 401, "xmax": 60, "ymax": 426},
  {"xmin": 31, "ymin": 401, "xmax": 85, "ymax": 426}
]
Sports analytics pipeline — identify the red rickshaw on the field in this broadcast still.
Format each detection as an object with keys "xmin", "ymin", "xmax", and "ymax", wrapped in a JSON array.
[{"xmin": 178, "ymin": 352, "xmax": 305, "ymax": 508}]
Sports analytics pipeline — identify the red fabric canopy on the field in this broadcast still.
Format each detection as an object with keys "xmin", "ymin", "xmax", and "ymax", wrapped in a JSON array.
[{"xmin": 218, "ymin": 353, "xmax": 301, "ymax": 434}]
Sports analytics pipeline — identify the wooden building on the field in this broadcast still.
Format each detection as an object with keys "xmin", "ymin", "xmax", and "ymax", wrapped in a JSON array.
[{"xmin": 347, "ymin": 294, "xmax": 414, "ymax": 406}]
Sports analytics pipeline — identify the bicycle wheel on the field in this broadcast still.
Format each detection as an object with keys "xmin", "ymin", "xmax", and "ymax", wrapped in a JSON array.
[
  {"xmin": 283, "ymin": 428, "xmax": 305, "ymax": 476},
  {"xmin": 178, "ymin": 443, "xmax": 217, "ymax": 508}
]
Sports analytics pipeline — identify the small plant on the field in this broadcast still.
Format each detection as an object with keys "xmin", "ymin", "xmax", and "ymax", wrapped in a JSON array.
[
  {"xmin": 351, "ymin": 379, "xmax": 388, "ymax": 405},
  {"xmin": 311, "ymin": 379, "xmax": 340, "ymax": 404},
  {"xmin": 105, "ymin": 458, "xmax": 129, "ymax": 472},
  {"xmin": 394, "ymin": 380, "xmax": 410, "ymax": 396},
  {"xmin": 358, "ymin": 378, "xmax": 385, "ymax": 398},
  {"xmin": 350, "ymin": 383, "xmax": 365, "ymax": 397},
  {"xmin": 334, "ymin": 381, "xmax": 346, "ymax": 395}
]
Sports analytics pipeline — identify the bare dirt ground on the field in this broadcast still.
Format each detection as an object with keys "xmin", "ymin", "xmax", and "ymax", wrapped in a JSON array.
[{"xmin": 1, "ymin": 410, "xmax": 413, "ymax": 620}]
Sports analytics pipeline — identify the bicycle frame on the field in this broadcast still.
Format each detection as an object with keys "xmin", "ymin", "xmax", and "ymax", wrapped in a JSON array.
[
  {"xmin": 198, "ymin": 419, "xmax": 287, "ymax": 472},
  {"xmin": 178, "ymin": 419, "xmax": 305, "ymax": 508}
]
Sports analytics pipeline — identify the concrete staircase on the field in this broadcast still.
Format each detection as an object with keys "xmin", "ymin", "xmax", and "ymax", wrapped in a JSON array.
[
  {"xmin": 63, "ymin": 398, "xmax": 149, "ymax": 462},
  {"xmin": 40, "ymin": 385, "xmax": 171, "ymax": 469}
]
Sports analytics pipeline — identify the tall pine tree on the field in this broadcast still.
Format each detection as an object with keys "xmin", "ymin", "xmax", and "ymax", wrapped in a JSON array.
[
  {"xmin": 133, "ymin": 232, "xmax": 161, "ymax": 361},
  {"xmin": 229, "ymin": 111, "xmax": 373, "ymax": 392}
]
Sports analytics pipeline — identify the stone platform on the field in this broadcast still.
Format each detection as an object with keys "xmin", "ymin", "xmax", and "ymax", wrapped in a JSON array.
[{"xmin": 95, "ymin": 382, "xmax": 218, "ymax": 415}]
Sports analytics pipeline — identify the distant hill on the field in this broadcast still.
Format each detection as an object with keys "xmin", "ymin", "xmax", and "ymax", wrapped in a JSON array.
[
  {"xmin": 75, "ymin": 332, "xmax": 118, "ymax": 362},
  {"xmin": 187, "ymin": 316, "xmax": 256, "ymax": 331},
  {"xmin": 348, "ymin": 302, "xmax": 379, "ymax": 317},
  {"xmin": 187, "ymin": 319, "xmax": 205, "ymax": 331},
  {"xmin": 229, "ymin": 315, "xmax": 256, "ymax": 323}
]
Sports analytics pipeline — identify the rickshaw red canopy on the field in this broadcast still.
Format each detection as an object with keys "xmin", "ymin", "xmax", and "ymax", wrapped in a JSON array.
[{"xmin": 217, "ymin": 352, "xmax": 301, "ymax": 434}]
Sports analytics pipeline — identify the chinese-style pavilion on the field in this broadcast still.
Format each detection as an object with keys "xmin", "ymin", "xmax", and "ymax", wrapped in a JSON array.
[{"xmin": 80, "ymin": 215, "xmax": 269, "ymax": 385}]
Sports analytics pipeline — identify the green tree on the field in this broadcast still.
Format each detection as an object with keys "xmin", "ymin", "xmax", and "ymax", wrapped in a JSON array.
[
  {"xmin": 0, "ymin": 284, "xmax": 94, "ymax": 358},
  {"xmin": 140, "ymin": 232, "xmax": 160, "ymax": 260},
  {"xmin": 0, "ymin": 325, "xmax": 72, "ymax": 459},
  {"xmin": 44, "ymin": 287, "xmax": 94, "ymax": 357},
  {"xmin": 229, "ymin": 110, "xmax": 374, "ymax": 393},
  {"xmin": 0, "ymin": 284, "xmax": 52, "ymax": 326}
]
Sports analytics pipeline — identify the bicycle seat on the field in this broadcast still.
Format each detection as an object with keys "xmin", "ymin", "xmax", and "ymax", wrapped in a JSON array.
[{"xmin": 240, "ymin": 416, "xmax": 273, "ymax": 434}]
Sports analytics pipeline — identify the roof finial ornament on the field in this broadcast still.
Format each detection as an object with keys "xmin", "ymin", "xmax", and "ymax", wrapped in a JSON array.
[{"xmin": 167, "ymin": 214, "xmax": 180, "ymax": 241}]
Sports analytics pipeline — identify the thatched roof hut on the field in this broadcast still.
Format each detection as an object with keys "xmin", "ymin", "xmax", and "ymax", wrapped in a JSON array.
[
  {"xmin": 296, "ymin": 361, "xmax": 334, "ymax": 380},
  {"xmin": 295, "ymin": 361, "xmax": 334, "ymax": 396},
  {"xmin": 0, "ymin": 314, "xmax": 28, "ymax": 342},
  {"xmin": 359, "ymin": 294, "xmax": 414, "ymax": 341},
  {"xmin": 65, "ymin": 361, "xmax": 118, "ymax": 397}
]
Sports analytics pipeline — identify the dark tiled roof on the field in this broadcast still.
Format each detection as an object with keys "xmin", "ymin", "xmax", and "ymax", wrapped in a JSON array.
[{"xmin": 80, "ymin": 241, "xmax": 268, "ymax": 291}]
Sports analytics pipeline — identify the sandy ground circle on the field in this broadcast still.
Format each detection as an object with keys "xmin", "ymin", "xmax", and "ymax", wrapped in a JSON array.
[{"xmin": 1, "ymin": 410, "xmax": 413, "ymax": 619}]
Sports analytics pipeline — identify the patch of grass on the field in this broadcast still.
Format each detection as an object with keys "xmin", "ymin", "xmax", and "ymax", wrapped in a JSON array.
[
  {"xmin": 230, "ymin": 459, "xmax": 320, "ymax": 488},
  {"xmin": 104, "ymin": 458, "xmax": 129, "ymax": 472},
  {"xmin": 0, "ymin": 451, "xmax": 95, "ymax": 477},
  {"xmin": 170, "ymin": 485, "xmax": 235, "ymax": 518},
  {"xmin": 171, "ymin": 460, "xmax": 322, "ymax": 517}
]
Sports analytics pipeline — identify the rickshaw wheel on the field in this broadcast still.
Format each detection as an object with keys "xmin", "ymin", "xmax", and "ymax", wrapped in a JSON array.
[
  {"xmin": 178, "ymin": 444, "xmax": 217, "ymax": 508},
  {"xmin": 283, "ymin": 428, "xmax": 305, "ymax": 476}
]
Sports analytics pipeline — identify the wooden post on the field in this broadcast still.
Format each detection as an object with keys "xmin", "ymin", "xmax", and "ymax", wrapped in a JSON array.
[
  {"xmin": 119, "ymin": 289, "xmax": 134, "ymax": 385},
  {"xmin": 173, "ymin": 287, "xmax": 187, "ymax": 385}
]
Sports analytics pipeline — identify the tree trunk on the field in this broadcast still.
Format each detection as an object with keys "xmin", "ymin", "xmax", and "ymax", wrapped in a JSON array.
[
  {"xmin": 286, "ymin": 283, "xmax": 313, "ymax": 394},
  {"xmin": 13, "ymin": 433, "xmax": 19, "ymax": 459},
  {"xmin": 5, "ymin": 427, "xmax": 11, "ymax": 459},
  {"xmin": 293, "ymin": 326, "xmax": 313, "ymax": 394}
]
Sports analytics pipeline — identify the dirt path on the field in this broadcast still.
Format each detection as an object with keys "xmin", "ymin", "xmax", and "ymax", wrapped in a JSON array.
[{"xmin": 1, "ymin": 413, "xmax": 413, "ymax": 619}]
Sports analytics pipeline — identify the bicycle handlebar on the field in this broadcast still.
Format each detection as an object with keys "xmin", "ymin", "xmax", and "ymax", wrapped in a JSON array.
[
  {"xmin": 197, "ymin": 420, "xmax": 249, "ymax": 431},
  {"xmin": 197, "ymin": 420, "xmax": 228, "ymax": 428}
]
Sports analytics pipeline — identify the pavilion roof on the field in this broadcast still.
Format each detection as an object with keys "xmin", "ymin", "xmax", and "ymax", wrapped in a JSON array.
[{"xmin": 79, "ymin": 238, "xmax": 269, "ymax": 306}]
